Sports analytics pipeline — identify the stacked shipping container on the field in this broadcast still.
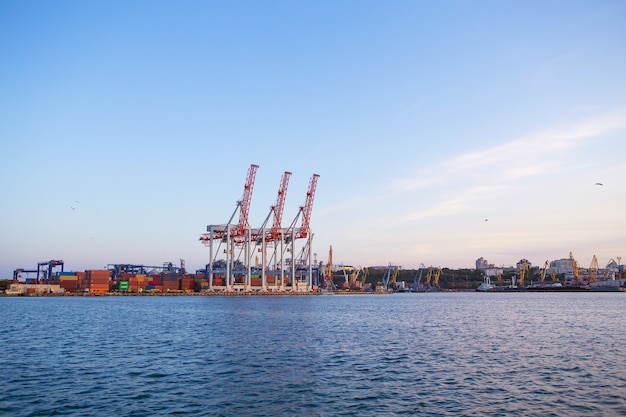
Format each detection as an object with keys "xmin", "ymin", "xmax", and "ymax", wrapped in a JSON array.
[
  {"xmin": 58, "ymin": 272, "xmax": 79, "ymax": 292},
  {"xmin": 86, "ymin": 270, "xmax": 110, "ymax": 294},
  {"xmin": 180, "ymin": 275, "xmax": 195, "ymax": 291},
  {"xmin": 162, "ymin": 272, "xmax": 179, "ymax": 292}
]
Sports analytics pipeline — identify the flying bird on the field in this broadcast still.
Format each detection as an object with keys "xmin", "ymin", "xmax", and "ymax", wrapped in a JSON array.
[{"xmin": 594, "ymin": 182, "xmax": 603, "ymax": 186}]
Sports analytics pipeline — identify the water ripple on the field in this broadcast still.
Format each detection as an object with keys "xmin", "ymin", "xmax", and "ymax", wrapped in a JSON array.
[{"xmin": 1, "ymin": 293, "xmax": 625, "ymax": 416}]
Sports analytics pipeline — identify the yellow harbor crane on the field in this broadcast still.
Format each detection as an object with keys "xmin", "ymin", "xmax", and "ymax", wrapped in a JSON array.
[
  {"xmin": 424, "ymin": 267, "xmax": 433, "ymax": 287},
  {"xmin": 517, "ymin": 262, "xmax": 529, "ymax": 287},
  {"xmin": 432, "ymin": 267, "xmax": 442, "ymax": 287}
]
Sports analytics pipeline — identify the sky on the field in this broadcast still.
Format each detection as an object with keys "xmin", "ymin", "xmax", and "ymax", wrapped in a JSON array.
[{"xmin": 1, "ymin": 0, "xmax": 625, "ymax": 279}]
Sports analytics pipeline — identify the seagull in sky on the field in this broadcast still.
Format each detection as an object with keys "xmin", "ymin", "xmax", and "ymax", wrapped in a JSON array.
[{"xmin": 594, "ymin": 182, "xmax": 603, "ymax": 186}]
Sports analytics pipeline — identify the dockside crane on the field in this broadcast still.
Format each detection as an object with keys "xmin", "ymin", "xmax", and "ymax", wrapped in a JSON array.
[
  {"xmin": 200, "ymin": 164, "xmax": 259, "ymax": 288},
  {"xmin": 569, "ymin": 252, "xmax": 580, "ymax": 284},
  {"xmin": 37, "ymin": 260, "xmax": 64, "ymax": 284},
  {"xmin": 279, "ymin": 173, "xmax": 319, "ymax": 290},
  {"xmin": 432, "ymin": 267, "xmax": 442, "ymax": 288},
  {"xmin": 199, "ymin": 166, "xmax": 320, "ymax": 291},
  {"xmin": 348, "ymin": 266, "xmax": 363, "ymax": 289},
  {"xmin": 381, "ymin": 263, "xmax": 399, "ymax": 291},
  {"xmin": 390, "ymin": 265, "xmax": 400, "ymax": 290},
  {"xmin": 424, "ymin": 267, "xmax": 433, "ymax": 287},
  {"xmin": 413, "ymin": 263, "xmax": 425, "ymax": 291},
  {"xmin": 251, "ymin": 171, "xmax": 292, "ymax": 279},
  {"xmin": 517, "ymin": 262, "xmax": 529, "ymax": 287}
]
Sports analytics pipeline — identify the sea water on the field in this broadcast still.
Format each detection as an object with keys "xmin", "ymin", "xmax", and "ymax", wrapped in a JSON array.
[{"xmin": 1, "ymin": 292, "xmax": 625, "ymax": 416}]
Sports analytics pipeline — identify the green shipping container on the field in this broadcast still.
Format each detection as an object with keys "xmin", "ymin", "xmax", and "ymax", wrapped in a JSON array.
[{"xmin": 117, "ymin": 281, "xmax": 129, "ymax": 290}]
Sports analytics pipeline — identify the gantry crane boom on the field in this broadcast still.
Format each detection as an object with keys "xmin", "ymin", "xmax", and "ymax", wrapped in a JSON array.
[
  {"xmin": 199, "ymin": 164, "xmax": 259, "ymax": 245},
  {"xmin": 295, "ymin": 174, "xmax": 319, "ymax": 239},
  {"xmin": 236, "ymin": 164, "xmax": 259, "ymax": 237},
  {"xmin": 270, "ymin": 171, "xmax": 291, "ymax": 240}
]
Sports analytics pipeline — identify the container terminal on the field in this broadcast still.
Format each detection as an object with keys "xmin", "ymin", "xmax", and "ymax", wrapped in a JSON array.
[{"xmin": 5, "ymin": 165, "xmax": 331, "ymax": 296}]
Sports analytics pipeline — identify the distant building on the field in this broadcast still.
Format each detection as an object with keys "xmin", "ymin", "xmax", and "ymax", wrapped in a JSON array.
[
  {"xmin": 550, "ymin": 258, "xmax": 574, "ymax": 275},
  {"xmin": 6, "ymin": 283, "xmax": 62, "ymax": 295},
  {"xmin": 516, "ymin": 259, "xmax": 531, "ymax": 270},
  {"xmin": 484, "ymin": 267, "xmax": 504, "ymax": 277},
  {"xmin": 476, "ymin": 257, "xmax": 489, "ymax": 270}
]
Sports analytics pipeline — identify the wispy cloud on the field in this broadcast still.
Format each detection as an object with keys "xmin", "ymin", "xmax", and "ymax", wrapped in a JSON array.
[
  {"xmin": 391, "ymin": 108, "xmax": 626, "ymax": 192},
  {"xmin": 386, "ymin": 109, "xmax": 626, "ymax": 224}
]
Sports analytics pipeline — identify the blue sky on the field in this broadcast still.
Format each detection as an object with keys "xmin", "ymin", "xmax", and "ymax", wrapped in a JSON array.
[{"xmin": 1, "ymin": 0, "xmax": 625, "ymax": 279}]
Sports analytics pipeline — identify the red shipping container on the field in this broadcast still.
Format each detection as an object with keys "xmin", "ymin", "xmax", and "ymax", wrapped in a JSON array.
[
  {"xmin": 163, "ymin": 281, "xmax": 178, "ymax": 291},
  {"xmin": 60, "ymin": 281, "xmax": 78, "ymax": 292}
]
